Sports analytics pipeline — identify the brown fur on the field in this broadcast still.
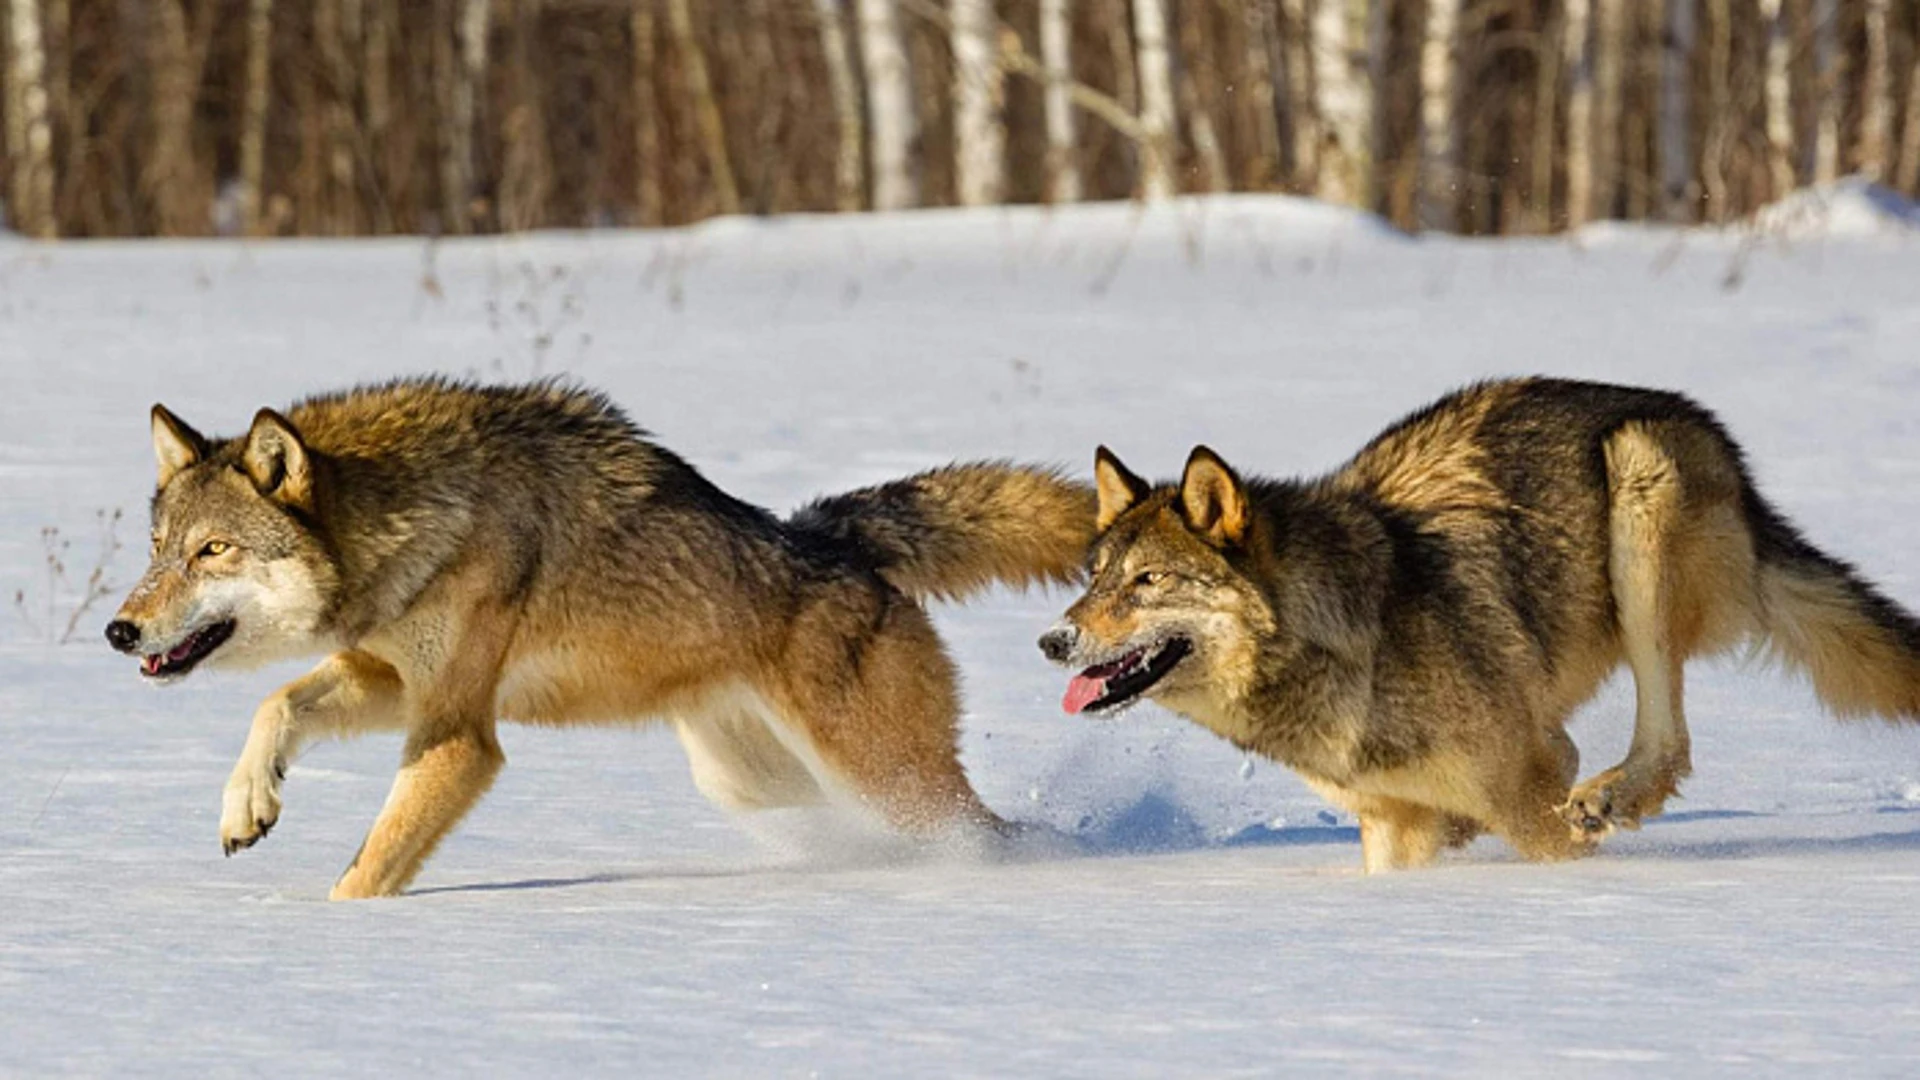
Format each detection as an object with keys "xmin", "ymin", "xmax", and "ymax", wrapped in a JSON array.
[
  {"xmin": 1044, "ymin": 378, "xmax": 1920, "ymax": 871},
  {"xmin": 109, "ymin": 378, "xmax": 1095, "ymax": 898}
]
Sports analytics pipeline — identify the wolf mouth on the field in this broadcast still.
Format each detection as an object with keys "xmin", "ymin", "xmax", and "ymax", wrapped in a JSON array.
[
  {"xmin": 1063, "ymin": 637, "xmax": 1192, "ymax": 716},
  {"xmin": 140, "ymin": 620, "xmax": 236, "ymax": 679}
]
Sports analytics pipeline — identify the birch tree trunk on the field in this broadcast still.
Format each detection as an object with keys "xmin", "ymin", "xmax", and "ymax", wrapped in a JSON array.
[
  {"xmin": 1312, "ymin": 0, "xmax": 1369, "ymax": 206},
  {"xmin": 238, "ymin": 0, "xmax": 273, "ymax": 236},
  {"xmin": 1421, "ymin": 0, "xmax": 1460, "ymax": 230},
  {"xmin": 1040, "ymin": 0, "xmax": 1080, "ymax": 203},
  {"xmin": 1590, "ymin": 0, "xmax": 1624, "ymax": 221},
  {"xmin": 5, "ymin": 0, "xmax": 56, "ymax": 237},
  {"xmin": 1758, "ymin": 0, "xmax": 1793, "ymax": 198},
  {"xmin": 1857, "ymin": 0, "xmax": 1889, "ymax": 179},
  {"xmin": 1132, "ymin": 0, "xmax": 1178, "ymax": 199},
  {"xmin": 814, "ymin": 0, "xmax": 865, "ymax": 211},
  {"xmin": 666, "ymin": 0, "xmax": 739, "ymax": 215},
  {"xmin": 950, "ymin": 0, "xmax": 1005, "ymax": 205},
  {"xmin": 1811, "ymin": 0, "xmax": 1837, "ymax": 184},
  {"xmin": 857, "ymin": 0, "xmax": 918, "ymax": 210},
  {"xmin": 1658, "ymin": 0, "xmax": 1696, "ymax": 220}
]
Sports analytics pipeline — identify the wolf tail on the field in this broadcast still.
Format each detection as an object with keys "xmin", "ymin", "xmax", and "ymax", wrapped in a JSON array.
[
  {"xmin": 1747, "ymin": 490, "xmax": 1920, "ymax": 722},
  {"xmin": 789, "ymin": 462, "xmax": 1095, "ymax": 602}
]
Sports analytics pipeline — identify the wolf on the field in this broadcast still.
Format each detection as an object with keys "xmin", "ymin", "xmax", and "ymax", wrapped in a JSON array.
[
  {"xmin": 1039, "ymin": 377, "xmax": 1920, "ymax": 872},
  {"xmin": 106, "ymin": 378, "xmax": 1093, "ymax": 899}
]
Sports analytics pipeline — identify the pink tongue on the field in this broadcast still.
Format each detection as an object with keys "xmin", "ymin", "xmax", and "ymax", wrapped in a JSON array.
[{"xmin": 1062, "ymin": 675, "xmax": 1108, "ymax": 715}]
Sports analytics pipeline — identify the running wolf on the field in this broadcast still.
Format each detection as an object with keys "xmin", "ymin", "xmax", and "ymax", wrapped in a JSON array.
[
  {"xmin": 106, "ymin": 378, "xmax": 1093, "ymax": 899},
  {"xmin": 1039, "ymin": 377, "xmax": 1920, "ymax": 871}
]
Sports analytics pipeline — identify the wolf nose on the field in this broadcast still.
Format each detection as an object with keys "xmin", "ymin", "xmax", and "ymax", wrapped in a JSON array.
[
  {"xmin": 1038, "ymin": 628, "xmax": 1076, "ymax": 663},
  {"xmin": 105, "ymin": 620, "xmax": 141, "ymax": 653}
]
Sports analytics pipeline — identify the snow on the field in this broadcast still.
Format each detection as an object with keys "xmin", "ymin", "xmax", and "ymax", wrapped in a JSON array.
[{"xmin": 4, "ymin": 195, "xmax": 1920, "ymax": 1075}]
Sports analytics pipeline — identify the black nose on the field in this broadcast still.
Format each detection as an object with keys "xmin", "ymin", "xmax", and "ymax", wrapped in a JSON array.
[
  {"xmin": 105, "ymin": 620, "xmax": 141, "ymax": 653},
  {"xmin": 1038, "ymin": 628, "xmax": 1075, "ymax": 663}
]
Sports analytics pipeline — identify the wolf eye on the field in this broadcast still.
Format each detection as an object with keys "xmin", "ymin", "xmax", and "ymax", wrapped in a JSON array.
[
  {"xmin": 1134, "ymin": 570, "xmax": 1167, "ymax": 587},
  {"xmin": 198, "ymin": 540, "xmax": 231, "ymax": 558}
]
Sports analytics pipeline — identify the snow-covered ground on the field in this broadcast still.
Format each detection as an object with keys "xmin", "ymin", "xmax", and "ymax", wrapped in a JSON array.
[{"xmin": 4, "ymin": 190, "xmax": 1920, "ymax": 1076}]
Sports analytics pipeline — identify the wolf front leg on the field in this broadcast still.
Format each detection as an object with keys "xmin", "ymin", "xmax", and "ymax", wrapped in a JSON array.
[
  {"xmin": 328, "ymin": 719, "xmax": 506, "ymax": 900},
  {"xmin": 329, "ymin": 601, "xmax": 514, "ymax": 901},
  {"xmin": 222, "ymin": 650, "xmax": 406, "ymax": 855}
]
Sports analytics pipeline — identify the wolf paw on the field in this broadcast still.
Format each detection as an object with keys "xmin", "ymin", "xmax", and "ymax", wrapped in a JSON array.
[{"xmin": 220, "ymin": 751, "xmax": 285, "ymax": 856}]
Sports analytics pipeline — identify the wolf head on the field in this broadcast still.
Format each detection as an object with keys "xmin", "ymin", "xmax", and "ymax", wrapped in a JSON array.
[
  {"xmin": 1038, "ymin": 446, "xmax": 1273, "ymax": 718},
  {"xmin": 105, "ymin": 405, "xmax": 340, "ymax": 681}
]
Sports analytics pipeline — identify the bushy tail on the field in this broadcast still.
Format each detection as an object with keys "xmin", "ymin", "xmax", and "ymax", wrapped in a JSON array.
[
  {"xmin": 789, "ymin": 462, "xmax": 1095, "ymax": 602},
  {"xmin": 1748, "ymin": 491, "xmax": 1920, "ymax": 722}
]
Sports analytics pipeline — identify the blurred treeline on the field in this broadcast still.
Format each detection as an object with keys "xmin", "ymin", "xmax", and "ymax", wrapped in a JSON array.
[{"xmin": 0, "ymin": 0, "xmax": 1915, "ymax": 238}]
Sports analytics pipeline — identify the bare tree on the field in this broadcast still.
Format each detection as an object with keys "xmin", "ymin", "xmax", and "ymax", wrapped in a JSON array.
[
  {"xmin": 1857, "ymin": 0, "xmax": 1890, "ymax": 179},
  {"xmin": 950, "ymin": 0, "xmax": 1005, "ymax": 205},
  {"xmin": 1700, "ymin": 0, "xmax": 1731, "ymax": 222},
  {"xmin": 631, "ymin": 0, "xmax": 664, "ymax": 225},
  {"xmin": 1421, "ymin": 0, "xmax": 1460, "ymax": 229},
  {"xmin": 1312, "ymin": 0, "xmax": 1370, "ymax": 206},
  {"xmin": 1040, "ymin": 0, "xmax": 1080, "ymax": 202},
  {"xmin": 1759, "ymin": 0, "xmax": 1793, "ymax": 199},
  {"xmin": 438, "ymin": 0, "xmax": 492, "ymax": 234},
  {"xmin": 5, "ymin": 0, "xmax": 56, "ymax": 237},
  {"xmin": 858, "ymin": 0, "xmax": 919, "ymax": 210},
  {"xmin": 814, "ymin": 0, "xmax": 866, "ymax": 211},
  {"xmin": 1239, "ymin": 0, "xmax": 1282, "ymax": 189},
  {"xmin": 667, "ymin": 0, "xmax": 740, "ymax": 215},
  {"xmin": 146, "ymin": 0, "xmax": 213, "ymax": 235},
  {"xmin": 1658, "ymin": 0, "xmax": 1697, "ymax": 220},
  {"xmin": 1132, "ymin": 0, "xmax": 1178, "ymax": 199},
  {"xmin": 1279, "ymin": 0, "xmax": 1319, "ymax": 191},
  {"xmin": 1810, "ymin": 0, "xmax": 1838, "ymax": 184},
  {"xmin": 238, "ymin": 0, "xmax": 274, "ymax": 236},
  {"xmin": 1176, "ymin": 0, "xmax": 1228, "ymax": 193},
  {"xmin": 1899, "ymin": 42, "xmax": 1920, "ymax": 195},
  {"xmin": 316, "ymin": 0, "xmax": 361, "ymax": 234},
  {"xmin": 363, "ymin": 0, "xmax": 395, "ymax": 232},
  {"xmin": 1590, "ymin": 0, "xmax": 1625, "ymax": 221}
]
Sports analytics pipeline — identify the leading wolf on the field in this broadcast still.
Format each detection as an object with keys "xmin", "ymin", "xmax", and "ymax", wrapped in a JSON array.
[
  {"xmin": 107, "ymin": 378, "xmax": 1093, "ymax": 899},
  {"xmin": 1041, "ymin": 377, "xmax": 1920, "ymax": 871}
]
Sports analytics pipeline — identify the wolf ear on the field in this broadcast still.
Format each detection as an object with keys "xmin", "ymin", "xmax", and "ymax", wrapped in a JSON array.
[
  {"xmin": 1094, "ymin": 446, "xmax": 1150, "ymax": 531},
  {"xmin": 242, "ymin": 408, "xmax": 314, "ymax": 508},
  {"xmin": 151, "ymin": 404, "xmax": 208, "ymax": 488},
  {"xmin": 1179, "ymin": 445, "xmax": 1249, "ymax": 547}
]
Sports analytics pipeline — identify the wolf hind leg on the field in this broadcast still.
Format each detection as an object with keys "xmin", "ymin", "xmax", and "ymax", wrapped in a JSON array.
[
  {"xmin": 773, "ymin": 601, "xmax": 1003, "ymax": 836},
  {"xmin": 222, "ymin": 650, "xmax": 406, "ymax": 855},
  {"xmin": 675, "ymin": 704, "xmax": 827, "ymax": 811},
  {"xmin": 1562, "ymin": 423, "xmax": 1698, "ymax": 839},
  {"xmin": 1355, "ymin": 798, "xmax": 1463, "ymax": 872}
]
